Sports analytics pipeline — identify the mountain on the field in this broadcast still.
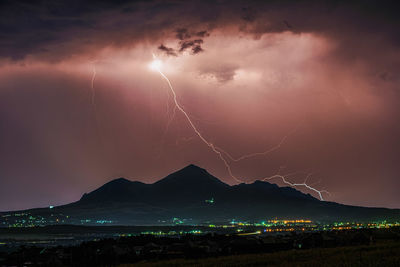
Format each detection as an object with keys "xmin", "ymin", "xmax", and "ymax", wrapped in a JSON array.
[{"xmin": 2, "ymin": 164, "xmax": 400, "ymax": 225}]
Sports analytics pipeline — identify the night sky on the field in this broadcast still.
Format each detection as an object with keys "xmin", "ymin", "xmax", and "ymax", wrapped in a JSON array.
[{"xmin": 1, "ymin": 0, "xmax": 399, "ymax": 211}]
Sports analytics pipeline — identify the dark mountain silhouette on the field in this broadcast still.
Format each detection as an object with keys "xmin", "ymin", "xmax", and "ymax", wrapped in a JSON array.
[{"xmin": 2, "ymin": 164, "xmax": 400, "ymax": 225}]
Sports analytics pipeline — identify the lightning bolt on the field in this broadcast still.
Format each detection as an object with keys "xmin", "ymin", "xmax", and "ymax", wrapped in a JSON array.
[
  {"xmin": 156, "ymin": 69, "xmax": 243, "ymax": 183},
  {"xmin": 165, "ymin": 98, "xmax": 177, "ymax": 134},
  {"xmin": 89, "ymin": 60, "xmax": 107, "ymax": 150},
  {"xmin": 154, "ymin": 55, "xmax": 330, "ymax": 200},
  {"xmin": 261, "ymin": 171, "xmax": 330, "ymax": 201},
  {"xmin": 91, "ymin": 62, "xmax": 97, "ymax": 106},
  {"xmin": 154, "ymin": 61, "xmax": 329, "ymax": 200},
  {"xmin": 213, "ymin": 128, "xmax": 296, "ymax": 162}
]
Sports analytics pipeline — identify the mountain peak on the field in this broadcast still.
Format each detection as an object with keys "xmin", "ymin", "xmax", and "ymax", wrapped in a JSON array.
[
  {"xmin": 106, "ymin": 177, "xmax": 132, "ymax": 186},
  {"xmin": 251, "ymin": 180, "xmax": 278, "ymax": 188},
  {"xmin": 178, "ymin": 164, "xmax": 206, "ymax": 173},
  {"xmin": 79, "ymin": 177, "xmax": 144, "ymax": 203},
  {"xmin": 83, "ymin": 177, "xmax": 132, "ymax": 196},
  {"xmin": 154, "ymin": 164, "xmax": 228, "ymax": 188},
  {"xmin": 111, "ymin": 177, "xmax": 131, "ymax": 182}
]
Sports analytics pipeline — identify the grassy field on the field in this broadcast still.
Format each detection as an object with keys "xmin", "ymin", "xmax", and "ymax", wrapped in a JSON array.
[{"xmin": 126, "ymin": 241, "xmax": 400, "ymax": 267}]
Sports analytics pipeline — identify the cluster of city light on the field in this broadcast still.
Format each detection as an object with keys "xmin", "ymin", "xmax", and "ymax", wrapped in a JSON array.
[
  {"xmin": 205, "ymin": 197, "xmax": 215, "ymax": 204},
  {"xmin": 140, "ymin": 230, "xmax": 203, "ymax": 236},
  {"xmin": 1, "ymin": 212, "xmax": 399, "ymax": 231},
  {"xmin": 268, "ymin": 219, "xmax": 312, "ymax": 224},
  {"xmin": 204, "ymin": 219, "xmax": 400, "ymax": 233},
  {"xmin": 0, "ymin": 212, "xmax": 71, "ymax": 227}
]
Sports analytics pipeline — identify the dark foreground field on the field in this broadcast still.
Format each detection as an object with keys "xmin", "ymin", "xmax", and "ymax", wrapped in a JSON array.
[
  {"xmin": 1, "ymin": 227, "xmax": 399, "ymax": 266},
  {"xmin": 130, "ymin": 241, "xmax": 400, "ymax": 267}
]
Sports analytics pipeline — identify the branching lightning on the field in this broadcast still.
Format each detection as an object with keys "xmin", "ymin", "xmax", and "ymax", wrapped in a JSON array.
[
  {"xmin": 261, "ymin": 172, "xmax": 331, "ymax": 201},
  {"xmin": 151, "ymin": 55, "xmax": 330, "ymax": 200},
  {"xmin": 213, "ymin": 129, "xmax": 295, "ymax": 162},
  {"xmin": 165, "ymin": 100, "xmax": 177, "ymax": 134},
  {"xmin": 153, "ymin": 60, "xmax": 243, "ymax": 183}
]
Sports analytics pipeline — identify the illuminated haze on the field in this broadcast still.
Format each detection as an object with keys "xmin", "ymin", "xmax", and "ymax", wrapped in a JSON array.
[{"xmin": 0, "ymin": 0, "xmax": 399, "ymax": 210}]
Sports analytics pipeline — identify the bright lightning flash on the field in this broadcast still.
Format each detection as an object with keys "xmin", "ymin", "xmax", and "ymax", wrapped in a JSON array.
[
  {"xmin": 149, "ymin": 56, "xmax": 329, "ymax": 201},
  {"xmin": 149, "ymin": 58, "xmax": 163, "ymax": 72}
]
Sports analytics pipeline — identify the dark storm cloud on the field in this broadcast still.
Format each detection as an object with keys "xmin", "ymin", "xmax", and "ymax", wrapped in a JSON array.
[
  {"xmin": 158, "ymin": 27, "xmax": 208, "ymax": 56},
  {"xmin": 179, "ymin": 39, "xmax": 204, "ymax": 53},
  {"xmin": 241, "ymin": 6, "xmax": 256, "ymax": 22},
  {"xmin": 0, "ymin": 0, "xmax": 133, "ymax": 60},
  {"xmin": 195, "ymin": 31, "xmax": 210, "ymax": 38},
  {"xmin": 0, "ymin": 0, "xmax": 399, "ymax": 62},
  {"xmin": 191, "ymin": 45, "xmax": 203, "ymax": 54},
  {"xmin": 174, "ymin": 27, "xmax": 207, "ymax": 54},
  {"xmin": 175, "ymin": 28, "xmax": 207, "ymax": 54},
  {"xmin": 283, "ymin": 20, "xmax": 293, "ymax": 29},
  {"xmin": 158, "ymin": 44, "xmax": 177, "ymax": 56},
  {"xmin": 175, "ymin": 28, "xmax": 191, "ymax": 40}
]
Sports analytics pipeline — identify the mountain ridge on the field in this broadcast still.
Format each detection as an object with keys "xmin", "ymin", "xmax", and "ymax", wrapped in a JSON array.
[{"xmin": 1, "ymin": 164, "xmax": 400, "ymax": 225}]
